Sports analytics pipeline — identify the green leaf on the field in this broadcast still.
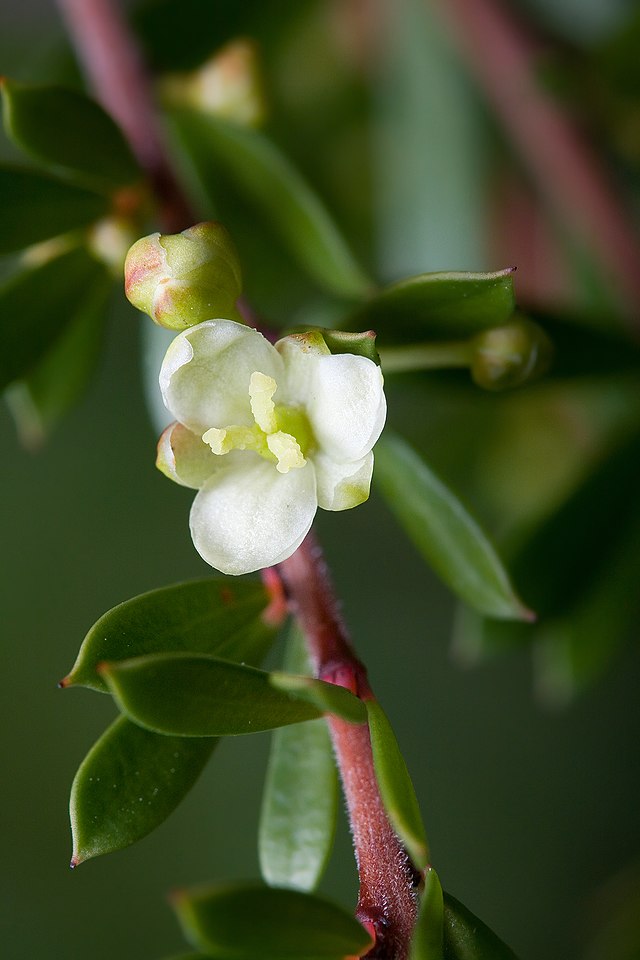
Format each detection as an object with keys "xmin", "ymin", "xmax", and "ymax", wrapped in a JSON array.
[
  {"xmin": 0, "ymin": 247, "xmax": 109, "ymax": 391},
  {"xmin": 409, "ymin": 867, "xmax": 444, "ymax": 960},
  {"xmin": 1, "ymin": 79, "xmax": 140, "ymax": 190},
  {"xmin": 101, "ymin": 653, "xmax": 324, "ymax": 737},
  {"xmin": 374, "ymin": 432, "xmax": 532, "ymax": 621},
  {"xmin": 172, "ymin": 881, "xmax": 373, "ymax": 959},
  {"xmin": 443, "ymin": 892, "xmax": 519, "ymax": 959},
  {"xmin": 170, "ymin": 109, "xmax": 372, "ymax": 299},
  {"xmin": 64, "ymin": 578, "xmax": 278, "ymax": 692},
  {"xmin": 0, "ymin": 166, "xmax": 109, "ymax": 254},
  {"xmin": 366, "ymin": 700, "xmax": 428, "ymax": 870},
  {"xmin": 351, "ymin": 270, "xmax": 516, "ymax": 344},
  {"xmin": 6, "ymin": 268, "xmax": 112, "ymax": 446},
  {"xmin": 259, "ymin": 625, "xmax": 339, "ymax": 892},
  {"xmin": 70, "ymin": 716, "xmax": 216, "ymax": 865},
  {"xmin": 269, "ymin": 673, "xmax": 366, "ymax": 724},
  {"xmin": 69, "ymin": 595, "xmax": 277, "ymax": 864}
]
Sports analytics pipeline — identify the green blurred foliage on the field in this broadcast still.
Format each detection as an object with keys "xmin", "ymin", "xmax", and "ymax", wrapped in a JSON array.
[{"xmin": 2, "ymin": 1, "xmax": 640, "ymax": 959}]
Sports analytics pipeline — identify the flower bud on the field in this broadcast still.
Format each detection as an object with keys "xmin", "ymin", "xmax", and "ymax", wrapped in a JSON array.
[
  {"xmin": 160, "ymin": 39, "xmax": 266, "ymax": 127},
  {"xmin": 124, "ymin": 221, "xmax": 242, "ymax": 330},
  {"xmin": 470, "ymin": 317, "xmax": 553, "ymax": 391}
]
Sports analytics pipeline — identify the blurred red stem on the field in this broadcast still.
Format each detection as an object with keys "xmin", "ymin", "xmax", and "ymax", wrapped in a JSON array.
[
  {"xmin": 56, "ymin": 0, "xmax": 193, "ymax": 232},
  {"xmin": 434, "ymin": 0, "xmax": 640, "ymax": 325}
]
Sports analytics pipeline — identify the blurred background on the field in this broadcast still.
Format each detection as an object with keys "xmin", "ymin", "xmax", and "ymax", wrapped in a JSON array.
[{"xmin": 2, "ymin": 1, "xmax": 640, "ymax": 958}]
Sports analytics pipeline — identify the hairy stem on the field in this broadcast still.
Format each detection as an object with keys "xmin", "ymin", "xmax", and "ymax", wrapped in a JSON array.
[
  {"xmin": 56, "ymin": 0, "xmax": 193, "ymax": 232},
  {"xmin": 277, "ymin": 535, "xmax": 419, "ymax": 960},
  {"xmin": 58, "ymin": 2, "xmax": 420, "ymax": 956}
]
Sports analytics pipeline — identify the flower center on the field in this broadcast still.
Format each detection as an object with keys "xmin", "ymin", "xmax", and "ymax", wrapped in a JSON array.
[{"xmin": 202, "ymin": 371, "xmax": 313, "ymax": 474}]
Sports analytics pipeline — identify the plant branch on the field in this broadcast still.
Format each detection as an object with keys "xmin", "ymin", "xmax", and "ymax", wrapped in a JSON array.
[
  {"xmin": 56, "ymin": 0, "xmax": 193, "ymax": 232},
  {"xmin": 277, "ymin": 535, "xmax": 419, "ymax": 960},
  {"xmin": 433, "ymin": 0, "xmax": 640, "ymax": 326},
  {"xmin": 58, "ymin": 3, "xmax": 420, "ymax": 956}
]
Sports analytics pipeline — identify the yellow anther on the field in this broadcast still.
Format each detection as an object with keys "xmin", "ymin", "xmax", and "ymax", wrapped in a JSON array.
[
  {"xmin": 267, "ymin": 431, "xmax": 306, "ymax": 474},
  {"xmin": 202, "ymin": 427, "xmax": 230, "ymax": 454},
  {"xmin": 249, "ymin": 371, "xmax": 277, "ymax": 433}
]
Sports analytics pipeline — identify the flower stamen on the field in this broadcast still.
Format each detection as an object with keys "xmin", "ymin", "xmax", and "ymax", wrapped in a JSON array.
[
  {"xmin": 249, "ymin": 371, "xmax": 277, "ymax": 433},
  {"xmin": 267, "ymin": 431, "xmax": 306, "ymax": 474}
]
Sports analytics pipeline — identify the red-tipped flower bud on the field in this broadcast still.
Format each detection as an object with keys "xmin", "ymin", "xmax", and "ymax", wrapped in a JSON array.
[{"xmin": 124, "ymin": 221, "xmax": 242, "ymax": 330}]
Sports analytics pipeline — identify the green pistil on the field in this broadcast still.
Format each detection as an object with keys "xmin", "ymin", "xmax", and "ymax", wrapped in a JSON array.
[{"xmin": 274, "ymin": 405, "xmax": 313, "ymax": 458}]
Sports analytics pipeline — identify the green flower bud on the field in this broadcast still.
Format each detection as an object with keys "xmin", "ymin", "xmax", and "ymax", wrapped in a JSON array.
[
  {"xmin": 124, "ymin": 221, "xmax": 242, "ymax": 330},
  {"xmin": 470, "ymin": 317, "xmax": 553, "ymax": 391}
]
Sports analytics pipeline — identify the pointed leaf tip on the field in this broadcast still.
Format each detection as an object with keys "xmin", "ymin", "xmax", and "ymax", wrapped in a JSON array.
[
  {"xmin": 70, "ymin": 716, "xmax": 216, "ymax": 862},
  {"xmin": 102, "ymin": 653, "xmax": 323, "ymax": 737},
  {"xmin": 375, "ymin": 432, "xmax": 531, "ymax": 621},
  {"xmin": 66, "ymin": 578, "xmax": 277, "ymax": 692}
]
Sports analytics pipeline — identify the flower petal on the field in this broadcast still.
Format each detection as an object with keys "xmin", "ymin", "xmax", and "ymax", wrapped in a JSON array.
[
  {"xmin": 160, "ymin": 319, "xmax": 284, "ymax": 433},
  {"xmin": 314, "ymin": 451, "xmax": 374, "ymax": 511},
  {"xmin": 275, "ymin": 331, "xmax": 331, "ymax": 406},
  {"xmin": 156, "ymin": 421, "xmax": 221, "ymax": 489},
  {"xmin": 305, "ymin": 354, "xmax": 386, "ymax": 462},
  {"xmin": 190, "ymin": 455, "xmax": 317, "ymax": 575}
]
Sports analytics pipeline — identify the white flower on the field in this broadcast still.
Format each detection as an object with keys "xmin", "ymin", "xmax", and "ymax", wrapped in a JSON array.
[{"xmin": 157, "ymin": 319, "xmax": 386, "ymax": 575}]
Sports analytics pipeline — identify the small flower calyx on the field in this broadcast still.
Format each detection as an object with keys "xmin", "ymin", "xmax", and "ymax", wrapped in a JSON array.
[
  {"xmin": 124, "ymin": 221, "xmax": 242, "ymax": 330},
  {"xmin": 157, "ymin": 319, "xmax": 386, "ymax": 575}
]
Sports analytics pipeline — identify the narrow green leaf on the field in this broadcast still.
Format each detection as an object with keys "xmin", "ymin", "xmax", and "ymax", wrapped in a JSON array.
[
  {"xmin": 170, "ymin": 109, "xmax": 372, "ymax": 299},
  {"xmin": 366, "ymin": 700, "xmax": 428, "ymax": 870},
  {"xmin": 70, "ymin": 715, "xmax": 216, "ymax": 865},
  {"xmin": 64, "ymin": 578, "xmax": 278, "ymax": 692},
  {"xmin": 374, "ymin": 432, "xmax": 532, "ymax": 621},
  {"xmin": 0, "ymin": 166, "xmax": 109, "ymax": 254},
  {"xmin": 1, "ymin": 79, "xmax": 140, "ymax": 190},
  {"xmin": 443, "ymin": 892, "xmax": 519, "ymax": 959},
  {"xmin": 101, "ymin": 653, "xmax": 323, "ymax": 737},
  {"xmin": 259, "ymin": 625, "xmax": 339, "ymax": 892},
  {"xmin": 270, "ymin": 673, "xmax": 366, "ymax": 724},
  {"xmin": 410, "ymin": 867, "xmax": 444, "ymax": 960},
  {"xmin": 351, "ymin": 270, "xmax": 516, "ymax": 344},
  {"xmin": 0, "ymin": 247, "xmax": 109, "ymax": 391},
  {"xmin": 172, "ymin": 881, "xmax": 373, "ymax": 959},
  {"xmin": 6, "ymin": 269, "xmax": 112, "ymax": 446}
]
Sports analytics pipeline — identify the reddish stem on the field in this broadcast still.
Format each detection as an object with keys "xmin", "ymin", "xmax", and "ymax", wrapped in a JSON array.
[
  {"xmin": 277, "ymin": 534, "xmax": 419, "ymax": 959},
  {"xmin": 434, "ymin": 0, "xmax": 640, "ymax": 325},
  {"xmin": 56, "ymin": 0, "xmax": 193, "ymax": 232}
]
